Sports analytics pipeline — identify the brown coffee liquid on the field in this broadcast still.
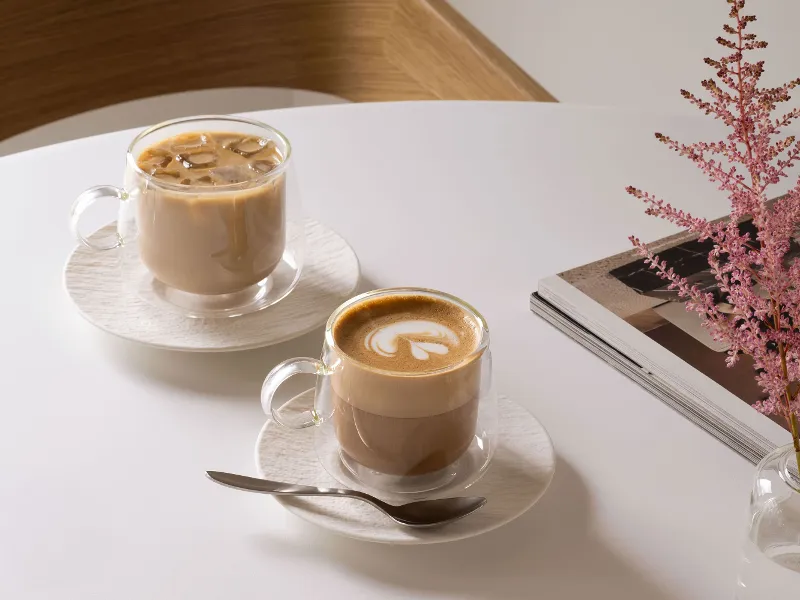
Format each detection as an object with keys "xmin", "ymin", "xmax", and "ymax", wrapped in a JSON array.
[
  {"xmin": 334, "ymin": 397, "xmax": 479, "ymax": 476},
  {"xmin": 134, "ymin": 132, "xmax": 285, "ymax": 295},
  {"xmin": 333, "ymin": 294, "xmax": 481, "ymax": 372}
]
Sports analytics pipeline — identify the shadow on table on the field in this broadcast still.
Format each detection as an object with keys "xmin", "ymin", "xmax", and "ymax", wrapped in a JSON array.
[
  {"xmin": 250, "ymin": 457, "xmax": 676, "ymax": 600},
  {"xmin": 100, "ymin": 277, "xmax": 379, "ymax": 401},
  {"xmin": 101, "ymin": 326, "xmax": 325, "ymax": 401}
]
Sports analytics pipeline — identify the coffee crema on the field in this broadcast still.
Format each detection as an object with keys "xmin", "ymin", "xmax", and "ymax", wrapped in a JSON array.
[
  {"xmin": 133, "ymin": 131, "xmax": 286, "ymax": 295},
  {"xmin": 333, "ymin": 294, "xmax": 481, "ymax": 373}
]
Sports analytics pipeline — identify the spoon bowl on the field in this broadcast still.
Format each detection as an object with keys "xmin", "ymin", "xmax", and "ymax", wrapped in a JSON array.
[{"xmin": 374, "ymin": 495, "xmax": 487, "ymax": 527}]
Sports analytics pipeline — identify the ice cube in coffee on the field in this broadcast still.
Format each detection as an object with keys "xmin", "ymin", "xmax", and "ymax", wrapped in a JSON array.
[{"xmin": 134, "ymin": 131, "xmax": 286, "ymax": 295}]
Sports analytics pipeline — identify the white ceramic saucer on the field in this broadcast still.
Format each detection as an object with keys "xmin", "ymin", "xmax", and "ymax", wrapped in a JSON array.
[
  {"xmin": 64, "ymin": 219, "xmax": 359, "ymax": 352},
  {"xmin": 255, "ymin": 396, "xmax": 556, "ymax": 544}
]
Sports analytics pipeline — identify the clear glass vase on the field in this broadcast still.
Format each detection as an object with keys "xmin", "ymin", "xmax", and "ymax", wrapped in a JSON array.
[{"xmin": 736, "ymin": 443, "xmax": 800, "ymax": 599}]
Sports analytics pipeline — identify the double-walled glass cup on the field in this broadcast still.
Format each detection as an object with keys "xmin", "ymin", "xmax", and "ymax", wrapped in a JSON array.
[
  {"xmin": 70, "ymin": 115, "xmax": 304, "ymax": 318},
  {"xmin": 262, "ymin": 288, "xmax": 498, "ymax": 496}
]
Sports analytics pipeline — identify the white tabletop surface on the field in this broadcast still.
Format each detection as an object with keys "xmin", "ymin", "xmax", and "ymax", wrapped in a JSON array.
[{"xmin": 0, "ymin": 102, "xmax": 761, "ymax": 599}]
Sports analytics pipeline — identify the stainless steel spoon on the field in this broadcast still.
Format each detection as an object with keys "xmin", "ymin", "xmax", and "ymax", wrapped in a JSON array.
[{"xmin": 207, "ymin": 471, "xmax": 486, "ymax": 528}]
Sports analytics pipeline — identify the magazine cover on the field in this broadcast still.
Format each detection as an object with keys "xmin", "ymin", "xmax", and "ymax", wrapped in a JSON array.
[{"xmin": 551, "ymin": 218, "xmax": 797, "ymax": 435}]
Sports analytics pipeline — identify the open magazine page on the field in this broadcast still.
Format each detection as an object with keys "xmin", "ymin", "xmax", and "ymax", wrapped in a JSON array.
[{"xmin": 536, "ymin": 219, "xmax": 790, "ymax": 457}]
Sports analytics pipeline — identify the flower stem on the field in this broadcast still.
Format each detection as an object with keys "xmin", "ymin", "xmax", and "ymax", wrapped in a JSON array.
[
  {"xmin": 789, "ymin": 410, "xmax": 800, "ymax": 475},
  {"xmin": 779, "ymin": 385, "xmax": 800, "ymax": 474},
  {"xmin": 773, "ymin": 304, "xmax": 800, "ymax": 472}
]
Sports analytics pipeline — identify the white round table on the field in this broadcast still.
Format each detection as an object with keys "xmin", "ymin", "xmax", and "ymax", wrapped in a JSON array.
[{"xmin": 0, "ymin": 102, "xmax": 754, "ymax": 599}]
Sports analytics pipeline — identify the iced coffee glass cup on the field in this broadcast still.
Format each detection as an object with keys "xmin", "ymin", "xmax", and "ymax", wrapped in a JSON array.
[{"xmin": 70, "ymin": 115, "xmax": 304, "ymax": 318}]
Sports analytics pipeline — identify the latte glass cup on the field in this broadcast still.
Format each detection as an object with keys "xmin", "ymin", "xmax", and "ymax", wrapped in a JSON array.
[
  {"xmin": 69, "ymin": 115, "xmax": 304, "ymax": 318},
  {"xmin": 261, "ymin": 288, "xmax": 498, "ymax": 496}
]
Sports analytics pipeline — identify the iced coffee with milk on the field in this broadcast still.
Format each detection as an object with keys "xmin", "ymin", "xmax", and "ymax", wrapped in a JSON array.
[{"xmin": 134, "ymin": 131, "xmax": 285, "ymax": 295}]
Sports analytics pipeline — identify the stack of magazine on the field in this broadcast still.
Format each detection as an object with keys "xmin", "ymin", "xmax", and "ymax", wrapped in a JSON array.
[{"xmin": 531, "ymin": 219, "xmax": 790, "ymax": 465}]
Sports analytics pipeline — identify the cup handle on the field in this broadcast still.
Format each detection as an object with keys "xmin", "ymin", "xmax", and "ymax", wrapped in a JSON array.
[
  {"xmin": 70, "ymin": 185, "xmax": 129, "ymax": 250},
  {"xmin": 261, "ymin": 357, "xmax": 326, "ymax": 429}
]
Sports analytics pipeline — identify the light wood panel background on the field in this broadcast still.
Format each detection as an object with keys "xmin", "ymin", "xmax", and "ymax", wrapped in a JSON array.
[{"xmin": 0, "ymin": 0, "xmax": 555, "ymax": 141}]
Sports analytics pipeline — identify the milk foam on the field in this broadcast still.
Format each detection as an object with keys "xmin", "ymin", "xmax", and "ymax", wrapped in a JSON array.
[{"xmin": 364, "ymin": 320, "xmax": 460, "ymax": 361}]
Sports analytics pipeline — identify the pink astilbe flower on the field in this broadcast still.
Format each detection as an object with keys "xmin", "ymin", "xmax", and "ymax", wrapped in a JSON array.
[{"xmin": 628, "ymin": 0, "xmax": 800, "ymax": 462}]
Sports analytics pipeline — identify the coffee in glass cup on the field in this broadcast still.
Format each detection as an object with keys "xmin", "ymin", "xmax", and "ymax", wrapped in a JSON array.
[
  {"xmin": 70, "ymin": 115, "xmax": 304, "ymax": 318},
  {"xmin": 135, "ymin": 131, "xmax": 286, "ymax": 295},
  {"xmin": 262, "ymin": 288, "xmax": 497, "ymax": 495}
]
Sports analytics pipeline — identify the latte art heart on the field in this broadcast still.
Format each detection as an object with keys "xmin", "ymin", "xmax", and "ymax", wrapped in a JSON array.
[
  {"xmin": 364, "ymin": 320, "xmax": 460, "ymax": 360},
  {"xmin": 333, "ymin": 293, "xmax": 481, "ymax": 373}
]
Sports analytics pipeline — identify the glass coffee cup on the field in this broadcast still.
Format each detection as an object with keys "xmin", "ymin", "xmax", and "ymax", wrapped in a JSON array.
[
  {"xmin": 262, "ymin": 288, "xmax": 497, "ymax": 495},
  {"xmin": 70, "ymin": 115, "xmax": 304, "ymax": 318}
]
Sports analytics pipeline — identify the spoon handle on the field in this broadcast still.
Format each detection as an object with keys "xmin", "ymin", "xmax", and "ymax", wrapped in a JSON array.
[{"xmin": 207, "ymin": 471, "xmax": 353, "ymax": 498}]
